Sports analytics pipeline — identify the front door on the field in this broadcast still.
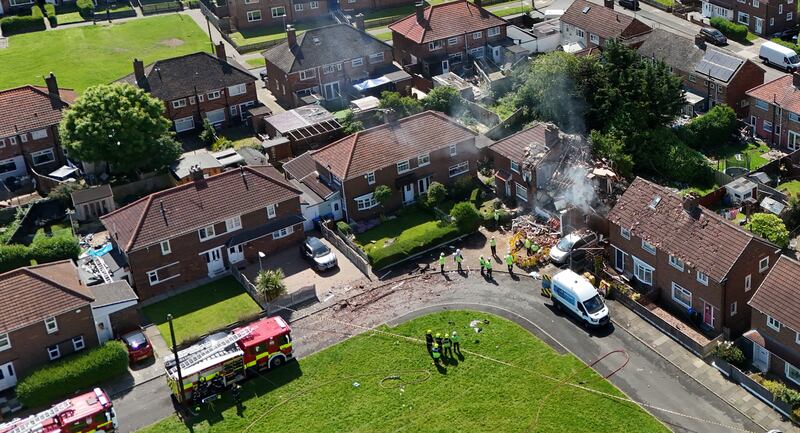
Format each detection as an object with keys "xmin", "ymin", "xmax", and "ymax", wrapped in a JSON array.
[
  {"xmin": 228, "ymin": 244, "xmax": 244, "ymax": 264},
  {"xmin": 504, "ymin": 180, "xmax": 511, "ymax": 197},
  {"xmin": 0, "ymin": 361, "xmax": 17, "ymax": 392},
  {"xmin": 324, "ymin": 81, "xmax": 340, "ymax": 101},
  {"xmin": 403, "ymin": 183, "xmax": 414, "ymax": 204},
  {"xmin": 441, "ymin": 59, "xmax": 450, "ymax": 75},
  {"xmin": 703, "ymin": 302, "xmax": 714, "ymax": 328},
  {"xmin": 491, "ymin": 45, "xmax": 502, "ymax": 63},
  {"xmin": 614, "ymin": 248, "xmax": 625, "ymax": 272},
  {"xmin": 417, "ymin": 176, "xmax": 431, "ymax": 194},
  {"xmin": 755, "ymin": 17, "xmax": 763, "ymax": 34},
  {"xmin": 753, "ymin": 342, "xmax": 770, "ymax": 372},
  {"xmin": 204, "ymin": 247, "xmax": 225, "ymax": 276},
  {"xmin": 96, "ymin": 317, "xmax": 113, "ymax": 344}
]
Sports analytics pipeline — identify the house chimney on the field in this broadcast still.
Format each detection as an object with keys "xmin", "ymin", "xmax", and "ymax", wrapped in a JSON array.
[
  {"xmin": 415, "ymin": 1, "xmax": 425, "ymax": 25},
  {"xmin": 354, "ymin": 13, "xmax": 365, "ymax": 31},
  {"xmin": 694, "ymin": 33, "xmax": 706, "ymax": 50},
  {"xmin": 133, "ymin": 58, "xmax": 145, "ymax": 85},
  {"xmin": 604, "ymin": 0, "xmax": 614, "ymax": 9},
  {"xmin": 44, "ymin": 72, "xmax": 59, "ymax": 98},
  {"xmin": 793, "ymin": 72, "xmax": 800, "ymax": 89},
  {"xmin": 286, "ymin": 25, "xmax": 297, "ymax": 47},
  {"xmin": 682, "ymin": 194, "xmax": 701, "ymax": 218},
  {"xmin": 215, "ymin": 41, "xmax": 226, "ymax": 60}
]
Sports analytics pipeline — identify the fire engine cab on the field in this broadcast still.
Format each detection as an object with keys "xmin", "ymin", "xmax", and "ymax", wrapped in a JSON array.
[
  {"xmin": 165, "ymin": 316, "xmax": 293, "ymax": 403},
  {"xmin": 0, "ymin": 388, "xmax": 117, "ymax": 433}
]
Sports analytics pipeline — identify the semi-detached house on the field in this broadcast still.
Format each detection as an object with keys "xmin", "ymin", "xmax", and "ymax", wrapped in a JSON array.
[
  {"xmin": 701, "ymin": 0, "xmax": 796, "ymax": 38},
  {"xmin": 607, "ymin": 178, "xmax": 781, "ymax": 337},
  {"xmin": 100, "ymin": 166, "xmax": 304, "ymax": 300},
  {"xmin": 747, "ymin": 73, "xmax": 800, "ymax": 152},
  {"xmin": 560, "ymin": 0, "xmax": 651, "ymax": 51}
]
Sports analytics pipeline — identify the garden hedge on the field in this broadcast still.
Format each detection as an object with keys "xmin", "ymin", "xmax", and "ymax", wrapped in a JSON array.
[
  {"xmin": 0, "ymin": 237, "xmax": 80, "ymax": 273},
  {"xmin": 16, "ymin": 341, "xmax": 129, "ymax": 408},
  {"xmin": 369, "ymin": 224, "xmax": 462, "ymax": 270},
  {"xmin": 44, "ymin": 3, "xmax": 57, "ymax": 26},
  {"xmin": 31, "ymin": 5, "xmax": 44, "ymax": 17},
  {"xmin": 0, "ymin": 14, "xmax": 45, "ymax": 34},
  {"xmin": 710, "ymin": 17, "xmax": 748, "ymax": 41},
  {"xmin": 76, "ymin": 0, "xmax": 94, "ymax": 19}
]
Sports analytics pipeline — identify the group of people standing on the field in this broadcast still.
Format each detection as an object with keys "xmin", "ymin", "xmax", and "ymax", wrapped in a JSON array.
[
  {"xmin": 436, "ymin": 236, "xmax": 517, "ymax": 278},
  {"xmin": 425, "ymin": 329, "xmax": 461, "ymax": 363}
]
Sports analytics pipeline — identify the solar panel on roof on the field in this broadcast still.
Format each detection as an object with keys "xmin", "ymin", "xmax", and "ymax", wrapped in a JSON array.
[{"xmin": 694, "ymin": 50, "xmax": 743, "ymax": 82}]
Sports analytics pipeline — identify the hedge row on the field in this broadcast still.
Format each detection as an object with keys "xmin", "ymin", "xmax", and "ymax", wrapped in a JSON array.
[
  {"xmin": 369, "ymin": 223, "xmax": 462, "ymax": 270},
  {"xmin": 77, "ymin": 0, "xmax": 95, "ymax": 19},
  {"xmin": 0, "ymin": 236, "xmax": 80, "ymax": 273},
  {"xmin": 0, "ymin": 14, "xmax": 45, "ymax": 35},
  {"xmin": 44, "ymin": 3, "xmax": 57, "ymax": 26},
  {"xmin": 141, "ymin": 1, "xmax": 182, "ymax": 14},
  {"xmin": 16, "ymin": 341, "xmax": 129, "ymax": 408},
  {"xmin": 710, "ymin": 16, "xmax": 748, "ymax": 41}
]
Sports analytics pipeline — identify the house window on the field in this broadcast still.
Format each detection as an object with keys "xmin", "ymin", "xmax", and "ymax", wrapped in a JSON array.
[
  {"xmin": 172, "ymin": 98, "xmax": 187, "ymax": 109},
  {"xmin": 589, "ymin": 34, "xmax": 599, "ymax": 44},
  {"xmin": 294, "ymin": 2, "xmax": 303, "ymax": 11},
  {"xmin": 189, "ymin": 96, "xmax": 196, "ymax": 105},
  {"xmin": 788, "ymin": 12, "xmax": 793, "ymax": 20},
  {"xmin": 488, "ymin": 27, "xmax": 500, "ymax": 37},
  {"xmin": 272, "ymin": 226, "xmax": 294, "ymax": 240},
  {"xmin": 7, "ymin": 136, "xmax": 16, "ymax": 146},
  {"xmin": 271, "ymin": 6, "xmax": 285, "ymax": 17},
  {"xmin": 448, "ymin": 36, "xmax": 459, "ymax": 45},
  {"xmin": 0, "ymin": 159, "xmax": 16, "ymax": 175},
  {"xmin": 449, "ymin": 144, "xmax": 457, "ymax": 156},
  {"xmin": 745, "ymin": 274, "xmax": 752, "ymax": 291},
  {"xmin": 31, "ymin": 148, "xmax": 55, "ymax": 166},
  {"xmin": 228, "ymin": 84, "xmax": 246, "ymax": 96},
  {"xmin": 641, "ymin": 240, "xmax": 656, "ymax": 255},
  {"xmin": 755, "ymin": 99, "xmax": 769, "ymax": 111},
  {"xmin": 787, "ymin": 364, "xmax": 800, "ymax": 386},
  {"xmin": 753, "ymin": 0, "xmax": 759, "ymax": 6},
  {"xmin": 198, "ymin": 225, "xmax": 216, "ymax": 241},
  {"xmin": 767, "ymin": 315, "xmax": 782, "ymax": 331},
  {"xmin": 764, "ymin": 120, "xmax": 773, "ymax": 132},
  {"xmin": 366, "ymin": 171, "xmax": 375, "ymax": 185},
  {"xmin": 47, "ymin": 345, "xmax": 60, "ymax": 361},
  {"xmin": 0, "ymin": 333, "xmax": 10, "ymax": 352},
  {"xmin": 31, "ymin": 129, "xmax": 48, "ymax": 140},
  {"xmin": 671, "ymin": 282, "xmax": 692, "ymax": 309},
  {"xmin": 759, "ymin": 257, "xmax": 769, "ymax": 272},
  {"xmin": 299, "ymin": 69, "xmax": 316, "ymax": 81},
  {"xmin": 696, "ymin": 271, "xmax": 709, "ymax": 286},
  {"xmin": 147, "ymin": 270, "xmax": 159, "ymax": 285},
  {"xmin": 226, "ymin": 215, "xmax": 242, "ymax": 231},
  {"xmin": 323, "ymin": 64, "xmax": 336, "ymax": 74},
  {"xmin": 688, "ymin": 74, "xmax": 696, "ymax": 83},
  {"xmin": 208, "ymin": 90, "xmax": 222, "ymax": 100},
  {"xmin": 789, "ymin": 112, "xmax": 800, "ymax": 123},
  {"xmin": 779, "ymin": 3, "xmax": 783, "ymax": 12},
  {"xmin": 796, "ymin": 332, "xmax": 800, "ymax": 345},
  {"xmin": 247, "ymin": 10, "xmax": 262, "ymax": 21},
  {"xmin": 310, "ymin": 1, "xmax": 319, "ymax": 8},
  {"xmin": 771, "ymin": 17, "xmax": 775, "ymax": 25},
  {"xmin": 0, "ymin": 139, "xmax": 4, "ymax": 148},
  {"xmin": 633, "ymin": 257, "xmax": 654, "ymax": 285},
  {"xmin": 45, "ymin": 317, "xmax": 58, "ymax": 334},
  {"xmin": 472, "ymin": 31, "xmax": 482, "ymax": 39},
  {"xmin": 72, "ymin": 336, "xmax": 85, "ymax": 351},
  {"xmin": 397, "ymin": 160, "xmax": 411, "ymax": 174},
  {"xmin": 510, "ymin": 160, "xmax": 520, "ymax": 173},
  {"xmin": 244, "ymin": 0, "xmax": 258, "ymax": 3},
  {"xmin": 449, "ymin": 161, "xmax": 469, "ymax": 177},
  {"xmin": 9, "ymin": 0, "xmax": 34, "ymax": 5},
  {"xmin": 418, "ymin": 154, "xmax": 430, "ymax": 167},
  {"xmin": 738, "ymin": 11, "xmax": 749, "ymax": 25},
  {"xmin": 448, "ymin": 52, "xmax": 463, "ymax": 63},
  {"xmin": 515, "ymin": 182, "xmax": 528, "ymax": 202},
  {"xmin": 576, "ymin": 28, "xmax": 585, "ymax": 38},
  {"xmin": 669, "ymin": 255, "xmax": 684, "ymax": 271},
  {"xmin": 355, "ymin": 193, "xmax": 378, "ymax": 210},
  {"xmin": 369, "ymin": 52, "xmax": 384, "ymax": 64},
  {"xmin": 231, "ymin": 105, "xmax": 239, "ymax": 117},
  {"xmin": 620, "ymin": 227, "xmax": 631, "ymax": 240},
  {"xmin": 730, "ymin": 302, "xmax": 737, "ymax": 316},
  {"xmin": 428, "ymin": 40, "xmax": 444, "ymax": 51},
  {"xmin": 352, "ymin": 57, "xmax": 364, "ymax": 67},
  {"xmin": 160, "ymin": 240, "xmax": 171, "ymax": 255},
  {"xmin": 267, "ymin": 204, "xmax": 276, "ymax": 219}
]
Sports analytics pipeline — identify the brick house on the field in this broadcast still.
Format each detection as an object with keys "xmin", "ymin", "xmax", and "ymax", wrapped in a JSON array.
[
  {"xmin": 560, "ymin": 0, "xmax": 651, "ymax": 51},
  {"xmin": 0, "ymin": 0, "xmax": 35, "ymax": 16},
  {"xmin": 607, "ymin": 177, "xmax": 782, "ymax": 336},
  {"xmin": 0, "ymin": 73, "xmax": 75, "ymax": 181},
  {"xmin": 100, "ymin": 166, "xmax": 304, "ymax": 300},
  {"xmin": 309, "ymin": 110, "xmax": 478, "ymax": 222},
  {"xmin": 701, "ymin": 0, "xmax": 795, "ymax": 38},
  {"xmin": 747, "ymin": 73, "xmax": 800, "ymax": 152},
  {"xmin": 226, "ymin": 0, "xmax": 329, "ymax": 32},
  {"xmin": 744, "ymin": 256, "xmax": 800, "ymax": 385},
  {"xmin": 637, "ymin": 29, "xmax": 765, "ymax": 117},
  {"xmin": 487, "ymin": 122, "xmax": 563, "ymax": 206},
  {"xmin": 117, "ymin": 44, "xmax": 257, "ymax": 133},
  {"xmin": 263, "ymin": 23, "xmax": 401, "ymax": 108},
  {"xmin": 340, "ymin": 0, "xmax": 408, "ymax": 13},
  {"xmin": 389, "ymin": 0, "xmax": 509, "ymax": 77}
]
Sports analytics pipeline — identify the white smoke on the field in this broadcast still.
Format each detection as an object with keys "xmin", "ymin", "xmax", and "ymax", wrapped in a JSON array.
[{"xmin": 562, "ymin": 166, "xmax": 594, "ymax": 213}]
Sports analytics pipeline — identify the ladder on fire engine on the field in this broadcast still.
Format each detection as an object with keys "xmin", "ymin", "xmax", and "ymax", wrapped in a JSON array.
[
  {"xmin": 178, "ymin": 326, "xmax": 253, "ymax": 371},
  {"xmin": 4, "ymin": 400, "xmax": 72, "ymax": 433}
]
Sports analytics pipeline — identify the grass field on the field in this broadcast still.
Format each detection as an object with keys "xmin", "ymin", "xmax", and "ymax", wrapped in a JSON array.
[
  {"xmin": 33, "ymin": 223, "xmax": 74, "ymax": 242},
  {"xmin": 137, "ymin": 311, "xmax": 668, "ymax": 433},
  {"xmin": 244, "ymin": 57, "xmax": 264, "ymax": 68},
  {"xmin": 494, "ymin": 5, "xmax": 532, "ymax": 16},
  {"xmin": 0, "ymin": 15, "xmax": 209, "ymax": 93},
  {"xmin": 230, "ymin": 19, "xmax": 330, "ymax": 46},
  {"xmin": 371, "ymin": 29, "xmax": 393, "ymax": 41},
  {"xmin": 355, "ymin": 208, "xmax": 449, "ymax": 253},
  {"xmin": 142, "ymin": 277, "xmax": 261, "ymax": 344}
]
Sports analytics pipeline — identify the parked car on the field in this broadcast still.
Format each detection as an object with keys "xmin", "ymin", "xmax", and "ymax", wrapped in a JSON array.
[
  {"xmin": 301, "ymin": 237, "xmax": 338, "ymax": 271},
  {"xmin": 549, "ymin": 231, "xmax": 598, "ymax": 265},
  {"xmin": 699, "ymin": 27, "xmax": 727, "ymax": 45},
  {"xmin": 259, "ymin": 69, "xmax": 267, "ymax": 83},
  {"xmin": 759, "ymin": 41, "xmax": 800, "ymax": 71},
  {"xmin": 618, "ymin": 0, "xmax": 639, "ymax": 10},
  {"xmin": 121, "ymin": 329, "xmax": 154, "ymax": 363},
  {"xmin": 550, "ymin": 269, "xmax": 610, "ymax": 327}
]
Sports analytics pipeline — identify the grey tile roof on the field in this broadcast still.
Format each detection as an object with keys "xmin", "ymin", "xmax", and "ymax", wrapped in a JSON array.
[
  {"xmin": 89, "ymin": 281, "xmax": 138, "ymax": 308},
  {"xmin": 71, "ymin": 184, "xmax": 113, "ymax": 205},
  {"xmin": 263, "ymin": 24, "xmax": 391, "ymax": 74}
]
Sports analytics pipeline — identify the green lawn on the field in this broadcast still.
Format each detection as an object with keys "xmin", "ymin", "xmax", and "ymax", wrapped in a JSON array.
[
  {"xmin": 779, "ymin": 180, "xmax": 800, "ymax": 197},
  {"xmin": 244, "ymin": 57, "xmax": 264, "ymax": 68},
  {"xmin": 372, "ymin": 29, "xmax": 393, "ymax": 41},
  {"xmin": 230, "ymin": 19, "xmax": 332, "ymax": 46},
  {"xmin": 54, "ymin": 4, "xmax": 87, "ymax": 25},
  {"xmin": 142, "ymin": 277, "xmax": 261, "ymax": 345},
  {"xmin": 355, "ymin": 207, "xmax": 446, "ymax": 254},
  {"xmin": 33, "ymin": 223, "xmax": 74, "ymax": 242},
  {"xmin": 706, "ymin": 142, "xmax": 771, "ymax": 172},
  {"xmin": 494, "ymin": 5, "xmax": 531, "ymax": 16},
  {"xmin": 137, "ymin": 311, "xmax": 668, "ymax": 433},
  {"xmin": 0, "ymin": 14, "xmax": 209, "ymax": 93}
]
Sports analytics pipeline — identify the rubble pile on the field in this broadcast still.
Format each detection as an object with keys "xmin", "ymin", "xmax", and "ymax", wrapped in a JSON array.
[{"xmin": 508, "ymin": 215, "xmax": 560, "ymax": 269}]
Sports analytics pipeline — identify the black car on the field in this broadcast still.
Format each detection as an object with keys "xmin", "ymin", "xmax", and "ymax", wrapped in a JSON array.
[
  {"xmin": 699, "ymin": 27, "xmax": 728, "ymax": 45},
  {"xmin": 618, "ymin": 0, "xmax": 639, "ymax": 10}
]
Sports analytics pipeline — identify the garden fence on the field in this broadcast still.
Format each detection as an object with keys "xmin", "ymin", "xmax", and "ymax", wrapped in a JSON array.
[
  {"xmin": 320, "ymin": 220, "xmax": 372, "ymax": 279},
  {"xmin": 230, "ymin": 265, "xmax": 265, "ymax": 308}
]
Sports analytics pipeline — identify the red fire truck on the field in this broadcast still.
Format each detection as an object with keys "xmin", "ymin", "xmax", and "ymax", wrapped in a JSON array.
[
  {"xmin": 0, "ymin": 388, "xmax": 117, "ymax": 433},
  {"xmin": 164, "ymin": 316, "xmax": 293, "ymax": 403}
]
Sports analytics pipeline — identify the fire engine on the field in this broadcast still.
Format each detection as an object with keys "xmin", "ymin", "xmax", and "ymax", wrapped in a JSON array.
[
  {"xmin": 165, "ymin": 316, "xmax": 293, "ymax": 403},
  {"xmin": 0, "ymin": 388, "xmax": 117, "ymax": 433}
]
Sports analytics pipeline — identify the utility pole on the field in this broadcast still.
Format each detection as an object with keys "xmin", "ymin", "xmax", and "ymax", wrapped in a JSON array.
[{"xmin": 168, "ymin": 314, "xmax": 186, "ymax": 404}]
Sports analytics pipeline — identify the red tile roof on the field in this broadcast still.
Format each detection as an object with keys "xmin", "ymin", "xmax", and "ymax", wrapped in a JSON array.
[
  {"xmin": 389, "ymin": 0, "xmax": 508, "ymax": 44},
  {"xmin": 0, "ymin": 86, "xmax": 71, "ymax": 138},
  {"xmin": 100, "ymin": 166, "xmax": 301, "ymax": 252},
  {"xmin": 746, "ymin": 75, "xmax": 800, "ymax": 113},
  {"xmin": 608, "ymin": 177, "xmax": 766, "ymax": 282},
  {"xmin": 310, "ymin": 111, "xmax": 476, "ymax": 180},
  {"xmin": 0, "ymin": 261, "xmax": 94, "ymax": 333},
  {"xmin": 561, "ymin": 0, "xmax": 651, "ymax": 41},
  {"xmin": 488, "ymin": 122, "xmax": 560, "ymax": 163},
  {"xmin": 749, "ymin": 256, "xmax": 800, "ymax": 332}
]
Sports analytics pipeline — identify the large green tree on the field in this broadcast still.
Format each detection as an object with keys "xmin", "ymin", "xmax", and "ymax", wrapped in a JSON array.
[
  {"xmin": 747, "ymin": 213, "xmax": 790, "ymax": 248},
  {"xmin": 60, "ymin": 84, "xmax": 182, "ymax": 175}
]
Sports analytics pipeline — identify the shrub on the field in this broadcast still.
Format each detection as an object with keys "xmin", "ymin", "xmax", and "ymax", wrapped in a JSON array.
[
  {"xmin": 48, "ymin": 182, "xmax": 85, "ymax": 207},
  {"xmin": 29, "ymin": 236, "xmax": 80, "ymax": 264},
  {"xmin": 187, "ymin": 0, "xmax": 200, "ymax": 7},
  {"xmin": 710, "ymin": 17, "xmax": 748, "ymax": 41},
  {"xmin": 16, "ymin": 341, "xmax": 129, "ymax": 408},
  {"xmin": 0, "ymin": 14, "xmax": 46, "ymax": 34},
  {"xmin": 710, "ymin": 341, "xmax": 745, "ymax": 368},
  {"xmin": 76, "ymin": 0, "xmax": 94, "ymax": 18},
  {"xmin": 44, "ymin": 4, "xmax": 57, "ymax": 26},
  {"xmin": 373, "ymin": 185, "xmax": 392, "ymax": 212},
  {"xmin": 469, "ymin": 187, "xmax": 482, "ymax": 205},
  {"xmin": 336, "ymin": 221, "xmax": 352, "ymax": 235},
  {"xmin": 680, "ymin": 105, "xmax": 737, "ymax": 153},
  {"xmin": 424, "ymin": 182, "xmax": 447, "ymax": 208},
  {"xmin": 423, "ymin": 86, "xmax": 460, "ymax": 115},
  {"xmin": 450, "ymin": 202, "xmax": 481, "ymax": 232},
  {"xmin": 211, "ymin": 136, "xmax": 233, "ymax": 151},
  {"xmin": 746, "ymin": 213, "xmax": 790, "ymax": 247},
  {"xmin": 770, "ymin": 38, "xmax": 798, "ymax": 51},
  {"xmin": 31, "ymin": 5, "xmax": 44, "ymax": 17},
  {"xmin": 255, "ymin": 268, "xmax": 286, "ymax": 302},
  {"xmin": 0, "ymin": 244, "xmax": 32, "ymax": 273},
  {"xmin": 450, "ymin": 176, "xmax": 473, "ymax": 200},
  {"xmin": 368, "ymin": 222, "xmax": 460, "ymax": 270}
]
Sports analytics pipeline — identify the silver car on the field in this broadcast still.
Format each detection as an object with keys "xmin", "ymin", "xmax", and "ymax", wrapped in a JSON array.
[{"xmin": 301, "ymin": 237, "xmax": 338, "ymax": 271}]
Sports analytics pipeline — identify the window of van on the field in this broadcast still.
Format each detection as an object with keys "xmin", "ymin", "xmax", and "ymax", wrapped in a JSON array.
[{"xmin": 583, "ymin": 295, "xmax": 605, "ymax": 314}]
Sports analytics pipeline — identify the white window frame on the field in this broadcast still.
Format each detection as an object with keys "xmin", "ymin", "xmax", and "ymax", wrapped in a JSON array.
[
  {"xmin": 225, "ymin": 215, "xmax": 242, "ymax": 232},
  {"xmin": 7, "ymin": 136, "xmax": 15, "ymax": 146},
  {"xmin": 228, "ymin": 83, "xmax": 246, "ymax": 96},
  {"xmin": 787, "ymin": 363, "xmax": 800, "ymax": 386},
  {"xmin": 449, "ymin": 144, "xmax": 457, "ymax": 156},
  {"xmin": 753, "ymin": 0, "xmax": 759, "ymax": 6},
  {"xmin": 696, "ymin": 271, "xmax": 709, "ymax": 286},
  {"xmin": 19, "ymin": 133, "xmax": 27, "ymax": 143},
  {"xmin": 633, "ymin": 256, "xmax": 654, "ymax": 285},
  {"xmin": 515, "ymin": 182, "xmax": 528, "ymax": 202},
  {"xmin": 738, "ymin": 11, "xmax": 749, "ymax": 25},
  {"xmin": 272, "ymin": 225, "xmax": 294, "ymax": 239},
  {"xmin": 310, "ymin": 0, "xmax": 319, "ymax": 8},
  {"xmin": 589, "ymin": 33, "xmax": 599, "ymax": 44},
  {"xmin": 397, "ymin": 160, "xmax": 411, "ymax": 174},
  {"xmin": 72, "ymin": 336, "xmax": 85, "ymax": 351},
  {"xmin": 267, "ymin": 204, "xmax": 276, "ymax": 219},
  {"xmin": 448, "ymin": 36, "xmax": 459, "ymax": 45},
  {"xmin": 366, "ymin": 171, "xmax": 375, "ymax": 185},
  {"xmin": 745, "ymin": 274, "xmax": 752, "ymax": 291},
  {"xmin": 755, "ymin": 99, "xmax": 769, "ymax": 111},
  {"xmin": 45, "ymin": 317, "xmax": 58, "ymax": 334},
  {"xmin": 764, "ymin": 120, "xmax": 773, "ymax": 133},
  {"xmin": 160, "ymin": 240, "xmax": 171, "ymax": 255},
  {"xmin": 767, "ymin": 315, "xmax": 782, "ymax": 331},
  {"xmin": 198, "ymin": 225, "xmax": 216, "ymax": 241},
  {"xmin": 244, "ymin": 0, "xmax": 258, "ymax": 3},
  {"xmin": 669, "ymin": 255, "xmax": 684, "ymax": 271},
  {"xmin": 449, "ymin": 161, "xmax": 469, "ymax": 177},
  {"xmin": 417, "ymin": 154, "xmax": 430, "ymax": 167},
  {"xmin": 0, "ymin": 333, "xmax": 10, "ymax": 352},
  {"xmin": 172, "ymin": 98, "xmax": 187, "ymax": 109},
  {"xmin": 323, "ymin": 64, "xmax": 336, "ymax": 74},
  {"xmin": 575, "ymin": 28, "xmax": 585, "ymax": 38},
  {"xmin": 671, "ymin": 282, "xmax": 692, "ymax": 309},
  {"xmin": 641, "ymin": 240, "xmax": 656, "ymax": 255},
  {"xmin": 147, "ymin": 270, "xmax": 159, "ymax": 285},
  {"xmin": 294, "ymin": 2, "xmax": 303, "ymax": 11},
  {"xmin": 369, "ymin": 52, "xmax": 385, "ymax": 64},
  {"xmin": 487, "ymin": 26, "xmax": 500, "ymax": 37},
  {"xmin": 472, "ymin": 31, "xmax": 482, "ymax": 39},
  {"xmin": 208, "ymin": 90, "xmax": 222, "ymax": 100},
  {"xmin": 795, "ymin": 332, "xmax": 800, "ymax": 345},
  {"xmin": 779, "ymin": 3, "xmax": 783, "ymax": 13},
  {"xmin": 620, "ymin": 227, "xmax": 631, "ymax": 240},
  {"xmin": 31, "ymin": 129, "xmax": 47, "ymax": 140},
  {"xmin": 788, "ymin": 12, "xmax": 793, "ymax": 20},
  {"xmin": 31, "ymin": 148, "xmax": 55, "ymax": 166},
  {"xmin": 146, "ymin": 262, "xmax": 180, "ymax": 286},
  {"xmin": 355, "ymin": 192, "xmax": 378, "ymax": 211},
  {"xmin": 730, "ymin": 302, "xmax": 737, "ymax": 316},
  {"xmin": 299, "ymin": 69, "xmax": 316, "ymax": 81},
  {"xmin": 271, "ymin": 6, "xmax": 285, "ymax": 17},
  {"xmin": 47, "ymin": 345, "xmax": 60, "ymax": 361},
  {"xmin": 759, "ymin": 257, "xmax": 769, "ymax": 272},
  {"xmin": 428, "ymin": 40, "xmax": 444, "ymax": 51},
  {"xmin": 510, "ymin": 160, "xmax": 520, "ymax": 173},
  {"xmin": 351, "ymin": 57, "xmax": 364, "ymax": 67},
  {"xmin": 189, "ymin": 96, "xmax": 196, "ymax": 105}
]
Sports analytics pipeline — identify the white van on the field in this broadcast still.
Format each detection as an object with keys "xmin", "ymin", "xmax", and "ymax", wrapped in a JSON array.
[
  {"xmin": 543, "ymin": 9, "xmax": 564, "ymax": 19},
  {"xmin": 759, "ymin": 41, "xmax": 800, "ymax": 71},
  {"xmin": 550, "ymin": 269, "xmax": 610, "ymax": 327}
]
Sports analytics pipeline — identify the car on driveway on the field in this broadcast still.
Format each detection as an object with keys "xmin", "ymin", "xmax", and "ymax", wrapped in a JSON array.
[
  {"xmin": 301, "ymin": 237, "xmax": 338, "ymax": 271},
  {"xmin": 549, "ymin": 232, "xmax": 598, "ymax": 265},
  {"xmin": 618, "ymin": 0, "xmax": 639, "ymax": 10},
  {"xmin": 699, "ymin": 27, "xmax": 727, "ymax": 45},
  {"xmin": 121, "ymin": 329, "xmax": 154, "ymax": 363}
]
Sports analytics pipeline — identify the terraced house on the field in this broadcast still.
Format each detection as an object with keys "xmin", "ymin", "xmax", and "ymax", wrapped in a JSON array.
[
  {"xmin": 117, "ymin": 44, "xmax": 257, "ymax": 133},
  {"xmin": 100, "ymin": 166, "xmax": 304, "ymax": 299},
  {"xmin": 560, "ymin": 0, "xmax": 651, "ymax": 51},
  {"xmin": 747, "ymin": 73, "xmax": 800, "ymax": 151}
]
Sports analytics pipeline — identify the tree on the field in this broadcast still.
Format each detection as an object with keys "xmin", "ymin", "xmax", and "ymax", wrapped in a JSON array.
[
  {"xmin": 424, "ymin": 182, "xmax": 447, "ymax": 208},
  {"xmin": 379, "ymin": 91, "xmax": 423, "ymax": 119},
  {"xmin": 590, "ymin": 130, "xmax": 633, "ymax": 178},
  {"xmin": 680, "ymin": 105, "xmax": 738, "ymax": 153},
  {"xmin": 59, "ymin": 84, "xmax": 182, "ymax": 176},
  {"xmin": 450, "ymin": 202, "xmax": 481, "ymax": 232},
  {"xmin": 746, "ymin": 213, "xmax": 790, "ymax": 247},
  {"xmin": 423, "ymin": 86, "xmax": 460, "ymax": 115},
  {"xmin": 48, "ymin": 181, "xmax": 85, "ymax": 207},
  {"xmin": 373, "ymin": 185, "xmax": 392, "ymax": 212},
  {"xmin": 340, "ymin": 110, "xmax": 364, "ymax": 135},
  {"xmin": 199, "ymin": 119, "xmax": 217, "ymax": 146},
  {"xmin": 255, "ymin": 268, "xmax": 287, "ymax": 302}
]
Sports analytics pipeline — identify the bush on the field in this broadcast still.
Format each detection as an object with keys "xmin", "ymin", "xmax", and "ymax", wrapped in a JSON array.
[
  {"xmin": 28, "ymin": 236, "xmax": 80, "ymax": 264},
  {"xmin": 44, "ymin": 4, "xmax": 57, "ymax": 26},
  {"xmin": 31, "ymin": 5, "xmax": 44, "ymax": 17},
  {"xmin": 710, "ymin": 17, "xmax": 748, "ymax": 41},
  {"xmin": 211, "ymin": 136, "xmax": 233, "ymax": 151},
  {"xmin": 680, "ymin": 105, "xmax": 737, "ymax": 153},
  {"xmin": 469, "ymin": 187, "xmax": 482, "ymax": 205},
  {"xmin": 710, "ymin": 341, "xmax": 745, "ymax": 368},
  {"xmin": 0, "ymin": 14, "xmax": 46, "ymax": 34},
  {"xmin": 770, "ymin": 38, "xmax": 798, "ymax": 51},
  {"xmin": 16, "ymin": 341, "xmax": 129, "ymax": 408},
  {"xmin": 424, "ymin": 182, "xmax": 447, "ymax": 208},
  {"xmin": 76, "ymin": 0, "xmax": 94, "ymax": 18},
  {"xmin": 0, "ymin": 244, "xmax": 32, "ymax": 273},
  {"xmin": 746, "ymin": 213, "xmax": 790, "ymax": 247},
  {"xmin": 450, "ymin": 202, "xmax": 481, "ymax": 232},
  {"xmin": 423, "ymin": 86, "xmax": 460, "ymax": 115},
  {"xmin": 187, "ymin": 0, "xmax": 200, "ymax": 7},
  {"xmin": 368, "ymin": 222, "xmax": 461, "ymax": 270},
  {"xmin": 255, "ymin": 268, "xmax": 286, "ymax": 302},
  {"xmin": 336, "ymin": 221, "xmax": 352, "ymax": 235},
  {"xmin": 450, "ymin": 176, "xmax": 473, "ymax": 201}
]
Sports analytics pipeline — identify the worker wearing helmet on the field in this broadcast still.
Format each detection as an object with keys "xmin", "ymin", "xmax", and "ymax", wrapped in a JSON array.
[
  {"xmin": 525, "ymin": 237, "xmax": 533, "ymax": 256},
  {"xmin": 425, "ymin": 329, "xmax": 433, "ymax": 352},
  {"xmin": 439, "ymin": 252, "xmax": 446, "ymax": 273},
  {"xmin": 505, "ymin": 250, "xmax": 514, "ymax": 274},
  {"xmin": 451, "ymin": 331, "xmax": 461, "ymax": 353},
  {"xmin": 431, "ymin": 343, "xmax": 441, "ymax": 363},
  {"xmin": 479, "ymin": 255, "xmax": 486, "ymax": 276},
  {"xmin": 485, "ymin": 257, "xmax": 493, "ymax": 278},
  {"xmin": 442, "ymin": 333, "xmax": 453, "ymax": 358},
  {"xmin": 490, "ymin": 236, "xmax": 497, "ymax": 257},
  {"xmin": 454, "ymin": 249, "xmax": 463, "ymax": 273},
  {"xmin": 435, "ymin": 333, "xmax": 443, "ymax": 350}
]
